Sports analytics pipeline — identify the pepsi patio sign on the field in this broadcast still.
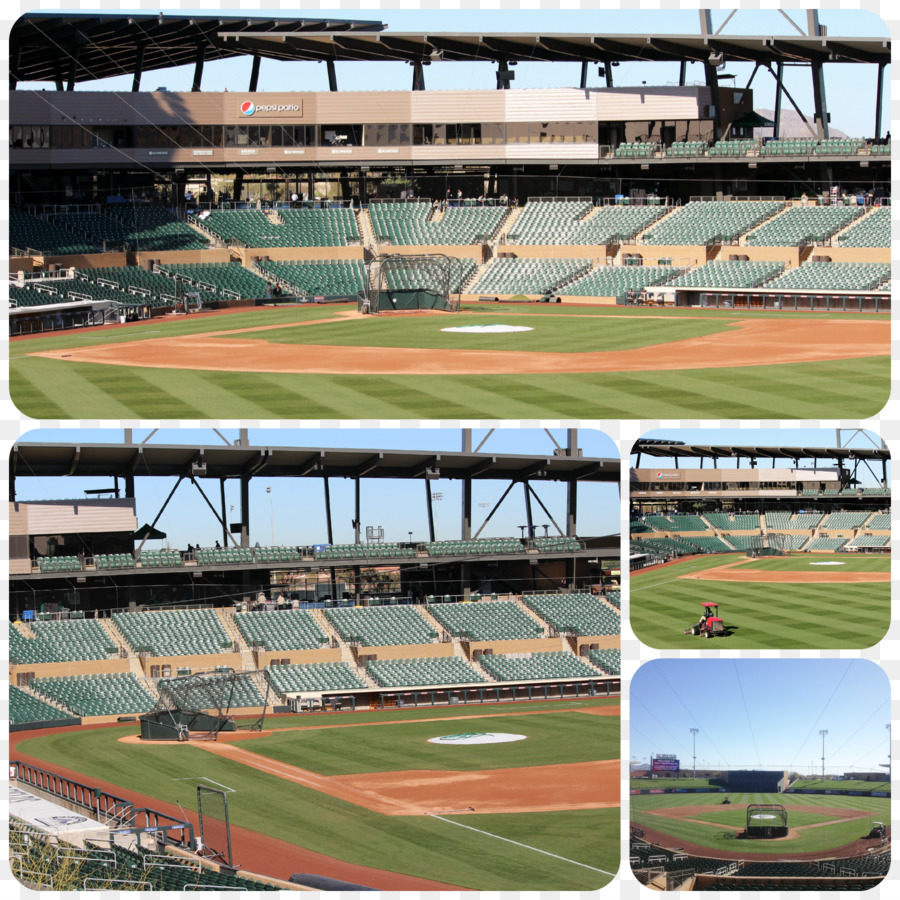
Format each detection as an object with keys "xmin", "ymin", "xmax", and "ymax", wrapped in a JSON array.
[{"xmin": 239, "ymin": 99, "xmax": 303, "ymax": 117}]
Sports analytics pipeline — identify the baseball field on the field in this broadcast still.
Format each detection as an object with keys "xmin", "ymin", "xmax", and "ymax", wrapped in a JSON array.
[
  {"xmin": 10, "ymin": 302, "xmax": 888, "ymax": 419},
  {"xmin": 631, "ymin": 789, "xmax": 889, "ymax": 860},
  {"xmin": 11, "ymin": 696, "xmax": 620, "ymax": 890},
  {"xmin": 630, "ymin": 553, "xmax": 890, "ymax": 649}
]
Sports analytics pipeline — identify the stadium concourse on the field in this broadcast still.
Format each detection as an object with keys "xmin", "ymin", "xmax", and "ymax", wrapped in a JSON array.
[
  {"xmin": 7, "ymin": 12, "xmax": 891, "ymax": 419},
  {"xmin": 9, "ymin": 430, "xmax": 620, "ymax": 889}
]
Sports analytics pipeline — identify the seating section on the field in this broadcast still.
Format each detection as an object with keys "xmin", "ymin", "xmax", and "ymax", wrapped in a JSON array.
[
  {"xmin": 9, "ymin": 619, "xmax": 115, "ymax": 665},
  {"xmin": 266, "ymin": 661, "xmax": 367, "ymax": 693},
  {"xmin": 806, "ymin": 537, "xmax": 848, "ymax": 551},
  {"xmin": 9, "ymin": 685, "xmax": 74, "ymax": 725},
  {"xmin": 746, "ymin": 204, "xmax": 863, "ymax": 246},
  {"xmin": 687, "ymin": 536, "xmax": 732, "ymax": 552},
  {"xmin": 634, "ymin": 536, "xmax": 698, "ymax": 555},
  {"xmin": 469, "ymin": 257, "xmax": 592, "ymax": 294},
  {"xmin": 234, "ymin": 609, "xmax": 329, "ymax": 651},
  {"xmin": 666, "ymin": 260, "xmax": 785, "ymax": 289},
  {"xmin": 370, "ymin": 201, "xmax": 505, "ymax": 245},
  {"xmin": 38, "ymin": 555, "xmax": 82, "ymax": 573},
  {"xmin": 764, "ymin": 512, "xmax": 793, "ymax": 529},
  {"xmin": 507, "ymin": 200, "xmax": 593, "ymax": 244},
  {"xmin": 666, "ymin": 515, "xmax": 707, "ymax": 531},
  {"xmin": 523, "ymin": 592, "xmax": 620, "ymax": 636},
  {"xmin": 113, "ymin": 609, "xmax": 231, "ymax": 656},
  {"xmin": 366, "ymin": 655, "xmax": 488, "ymax": 687},
  {"xmin": 562, "ymin": 264, "xmax": 678, "ymax": 297},
  {"xmin": 614, "ymin": 141, "xmax": 660, "ymax": 158},
  {"xmin": 383, "ymin": 258, "xmax": 477, "ymax": 294},
  {"xmin": 668, "ymin": 140, "xmax": 709, "ymax": 157},
  {"xmin": 316, "ymin": 543, "xmax": 415, "ymax": 560},
  {"xmin": 789, "ymin": 512, "xmax": 825, "ymax": 529},
  {"xmin": 94, "ymin": 553, "xmax": 135, "ymax": 570},
  {"xmin": 428, "ymin": 600, "xmax": 544, "ymax": 641},
  {"xmin": 567, "ymin": 205, "xmax": 668, "ymax": 244},
  {"xmin": 49, "ymin": 212, "xmax": 131, "ymax": 249},
  {"xmin": 820, "ymin": 511, "xmax": 870, "ymax": 529},
  {"xmin": 588, "ymin": 648, "xmax": 621, "ymax": 675},
  {"xmin": 838, "ymin": 206, "xmax": 890, "ymax": 247},
  {"xmin": 30, "ymin": 672, "xmax": 156, "ymax": 717},
  {"xmin": 161, "ymin": 262, "xmax": 271, "ymax": 299},
  {"xmin": 847, "ymin": 534, "xmax": 889, "ymax": 548},
  {"xmin": 479, "ymin": 650, "xmax": 600, "ymax": 681},
  {"xmin": 138, "ymin": 549, "xmax": 184, "ymax": 567},
  {"xmin": 605, "ymin": 590, "xmax": 621, "ymax": 608},
  {"xmin": 257, "ymin": 259, "xmax": 366, "ymax": 296},
  {"xmin": 765, "ymin": 261, "xmax": 890, "ymax": 292},
  {"xmin": 424, "ymin": 538, "xmax": 522, "ymax": 556},
  {"xmin": 532, "ymin": 536, "xmax": 582, "ymax": 552},
  {"xmin": 196, "ymin": 547, "xmax": 256, "ymax": 565},
  {"xmin": 197, "ymin": 208, "xmax": 358, "ymax": 247},
  {"xmin": 642, "ymin": 200, "xmax": 783, "ymax": 245},
  {"xmin": 112, "ymin": 207, "xmax": 210, "ymax": 251},
  {"xmin": 253, "ymin": 545, "xmax": 302, "ymax": 563},
  {"xmin": 324, "ymin": 605, "xmax": 435, "ymax": 646},
  {"xmin": 707, "ymin": 139, "xmax": 757, "ymax": 157},
  {"xmin": 863, "ymin": 513, "xmax": 891, "ymax": 529},
  {"xmin": 10, "ymin": 209, "xmax": 96, "ymax": 255}
]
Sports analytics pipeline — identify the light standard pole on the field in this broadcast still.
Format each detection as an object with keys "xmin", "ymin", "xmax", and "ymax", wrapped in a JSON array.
[
  {"xmin": 820, "ymin": 729, "xmax": 828, "ymax": 780},
  {"xmin": 690, "ymin": 727, "xmax": 699, "ymax": 779}
]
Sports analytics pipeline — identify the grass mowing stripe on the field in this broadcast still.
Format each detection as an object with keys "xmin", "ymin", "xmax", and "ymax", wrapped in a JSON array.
[{"xmin": 428, "ymin": 814, "xmax": 616, "ymax": 876}]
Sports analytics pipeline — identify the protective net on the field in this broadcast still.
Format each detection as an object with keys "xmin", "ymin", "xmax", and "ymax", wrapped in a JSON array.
[{"xmin": 362, "ymin": 253, "xmax": 463, "ymax": 314}]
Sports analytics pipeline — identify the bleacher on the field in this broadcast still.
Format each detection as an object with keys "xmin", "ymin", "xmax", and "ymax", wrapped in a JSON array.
[
  {"xmin": 427, "ymin": 600, "xmax": 544, "ymax": 641},
  {"xmin": 137, "ymin": 549, "xmax": 184, "ymax": 567},
  {"xmin": 265, "ymin": 661, "xmax": 367, "ymax": 693},
  {"xmin": 746, "ymin": 204, "xmax": 863, "ymax": 245},
  {"xmin": 567, "ymin": 205, "xmax": 668, "ymax": 244},
  {"xmin": 112, "ymin": 609, "xmax": 231, "ymax": 656},
  {"xmin": 160, "ymin": 262, "xmax": 271, "ymax": 299},
  {"xmin": 862, "ymin": 513, "xmax": 891, "ymax": 529},
  {"xmin": 30, "ymin": 672, "xmax": 156, "ymax": 717},
  {"xmin": 764, "ymin": 261, "xmax": 891, "ymax": 292},
  {"xmin": 666, "ymin": 259, "xmax": 785, "ymax": 289},
  {"xmin": 788, "ymin": 512, "xmax": 825, "ymax": 529},
  {"xmin": 846, "ymin": 534, "xmax": 889, "ymax": 548},
  {"xmin": 506, "ymin": 199, "xmax": 594, "ymax": 244},
  {"xmin": 806, "ymin": 537, "xmax": 848, "ymax": 551},
  {"xmin": 10, "ymin": 209, "xmax": 96, "ymax": 255},
  {"xmin": 668, "ymin": 140, "xmax": 709, "ymax": 157},
  {"xmin": 256, "ymin": 259, "xmax": 365, "ymax": 296},
  {"xmin": 315, "ymin": 543, "xmax": 414, "ymax": 560},
  {"xmin": 277, "ymin": 207, "xmax": 360, "ymax": 245},
  {"xmin": 522, "ymin": 592, "xmax": 620, "ymax": 636},
  {"xmin": 48, "ymin": 211, "xmax": 131, "ymax": 248},
  {"xmin": 707, "ymin": 139, "xmax": 757, "ymax": 157},
  {"xmin": 9, "ymin": 620, "xmax": 115, "ymax": 665},
  {"xmin": 641, "ymin": 200, "xmax": 784, "ymax": 245},
  {"xmin": 562, "ymin": 264, "xmax": 678, "ymax": 297},
  {"xmin": 666, "ymin": 515, "xmax": 707, "ymax": 531},
  {"xmin": 112, "ymin": 207, "xmax": 211, "ymax": 251},
  {"xmin": 634, "ymin": 536, "xmax": 698, "ymax": 555},
  {"xmin": 587, "ymin": 647, "xmax": 621, "ymax": 676},
  {"xmin": 838, "ymin": 205, "xmax": 890, "ymax": 247},
  {"xmin": 686, "ymin": 536, "xmax": 733, "ymax": 552},
  {"xmin": 323, "ymin": 605, "xmax": 436, "ymax": 646},
  {"xmin": 470, "ymin": 257, "xmax": 592, "ymax": 294},
  {"xmin": 370, "ymin": 201, "xmax": 505, "ymax": 245},
  {"xmin": 532, "ymin": 536, "xmax": 582, "ymax": 552},
  {"xmin": 195, "ymin": 209, "xmax": 358, "ymax": 247},
  {"xmin": 196, "ymin": 547, "xmax": 255, "ymax": 565},
  {"xmin": 478, "ymin": 650, "xmax": 600, "ymax": 682},
  {"xmin": 614, "ymin": 141, "xmax": 660, "ymax": 158},
  {"xmin": 820, "ymin": 511, "xmax": 871, "ymax": 529},
  {"xmin": 234, "ymin": 609, "xmax": 329, "ymax": 651},
  {"xmin": 383, "ymin": 258, "xmax": 477, "ymax": 293},
  {"xmin": 9, "ymin": 685, "xmax": 74, "ymax": 725},
  {"xmin": 37, "ymin": 555, "xmax": 82, "ymax": 573},
  {"xmin": 366, "ymin": 655, "xmax": 488, "ymax": 687},
  {"xmin": 93, "ymin": 553, "xmax": 135, "ymax": 570}
]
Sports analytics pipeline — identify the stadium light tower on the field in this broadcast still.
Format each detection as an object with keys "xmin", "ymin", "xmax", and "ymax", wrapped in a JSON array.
[
  {"xmin": 690, "ymin": 727, "xmax": 699, "ymax": 779},
  {"xmin": 820, "ymin": 729, "xmax": 828, "ymax": 780}
]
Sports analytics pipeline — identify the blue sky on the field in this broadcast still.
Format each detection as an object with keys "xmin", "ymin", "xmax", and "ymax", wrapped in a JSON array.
[
  {"xmin": 13, "ymin": 428, "xmax": 620, "ymax": 548},
  {"xmin": 631, "ymin": 659, "xmax": 890, "ymax": 776},
  {"xmin": 631, "ymin": 427, "xmax": 890, "ymax": 486},
  {"xmin": 18, "ymin": 8, "xmax": 890, "ymax": 139}
]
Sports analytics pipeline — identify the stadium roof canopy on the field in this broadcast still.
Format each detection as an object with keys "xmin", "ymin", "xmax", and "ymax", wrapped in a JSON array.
[
  {"xmin": 12, "ymin": 12, "xmax": 890, "ymax": 85},
  {"xmin": 631, "ymin": 441, "xmax": 889, "ymax": 464},
  {"xmin": 11, "ymin": 442, "xmax": 618, "ymax": 485}
]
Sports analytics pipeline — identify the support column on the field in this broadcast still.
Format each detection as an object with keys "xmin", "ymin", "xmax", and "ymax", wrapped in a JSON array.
[
  {"xmin": 425, "ymin": 480, "xmax": 436, "ymax": 543},
  {"xmin": 248, "ymin": 54, "xmax": 261, "ymax": 93},
  {"xmin": 579, "ymin": 60, "xmax": 588, "ymax": 90},
  {"xmin": 240, "ymin": 475, "xmax": 250, "ymax": 548},
  {"xmin": 354, "ymin": 478, "xmax": 361, "ymax": 545},
  {"xmin": 412, "ymin": 60, "xmax": 425, "ymax": 91},
  {"xmin": 192, "ymin": 44, "xmax": 206, "ymax": 92},
  {"xmin": 66, "ymin": 47, "xmax": 80, "ymax": 91},
  {"xmin": 679, "ymin": 60, "xmax": 687, "ymax": 87},
  {"xmin": 132, "ymin": 44, "xmax": 145, "ymax": 92},
  {"xmin": 603, "ymin": 58, "xmax": 614, "ymax": 88},
  {"xmin": 704, "ymin": 62, "xmax": 723, "ymax": 141},
  {"xmin": 523, "ymin": 481, "xmax": 534, "ymax": 538},
  {"xmin": 566, "ymin": 429, "xmax": 579, "ymax": 537},
  {"xmin": 323, "ymin": 478, "xmax": 334, "ymax": 545},
  {"xmin": 874, "ymin": 63, "xmax": 886, "ymax": 139},
  {"xmin": 810, "ymin": 59, "xmax": 829, "ymax": 139},
  {"xmin": 220, "ymin": 478, "xmax": 229, "ymax": 548},
  {"xmin": 327, "ymin": 60, "xmax": 338, "ymax": 92},
  {"xmin": 773, "ymin": 61, "xmax": 784, "ymax": 139}
]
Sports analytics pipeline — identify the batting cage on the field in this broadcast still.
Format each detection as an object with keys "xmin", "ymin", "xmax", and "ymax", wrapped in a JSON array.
[
  {"xmin": 361, "ymin": 253, "xmax": 462, "ymax": 314},
  {"xmin": 744, "ymin": 532, "xmax": 790, "ymax": 557},
  {"xmin": 139, "ymin": 669, "xmax": 270, "ymax": 741},
  {"xmin": 746, "ymin": 803, "xmax": 788, "ymax": 838}
]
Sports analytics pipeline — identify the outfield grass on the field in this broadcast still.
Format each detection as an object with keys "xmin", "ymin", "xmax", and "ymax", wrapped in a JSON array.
[
  {"xmin": 631, "ymin": 791, "xmax": 888, "ymax": 856},
  {"xmin": 17, "ymin": 708, "xmax": 616, "ymax": 890},
  {"xmin": 744, "ymin": 555, "xmax": 889, "ymax": 573},
  {"xmin": 247, "ymin": 707, "xmax": 618, "ymax": 775},
  {"xmin": 10, "ymin": 354, "xmax": 888, "ymax": 420},
  {"xmin": 630, "ymin": 554, "xmax": 890, "ymax": 649}
]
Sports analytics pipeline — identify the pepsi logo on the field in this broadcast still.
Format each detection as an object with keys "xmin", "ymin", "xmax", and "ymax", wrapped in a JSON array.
[{"xmin": 241, "ymin": 101, "xmax": 256, "ymax": 116}]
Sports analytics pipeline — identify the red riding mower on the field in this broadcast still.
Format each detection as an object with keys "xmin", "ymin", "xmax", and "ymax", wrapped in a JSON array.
[{"xmin": 685, "ymin": 602, "xmax": 725, "ymax": 639}]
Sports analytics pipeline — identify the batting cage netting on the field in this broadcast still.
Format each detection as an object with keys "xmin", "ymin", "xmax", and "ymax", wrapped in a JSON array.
[
  {"xmin": 139, "ymin": 669, "xmax": 270, "ymax": 741},
  {"xmin": 744, "ymin": 532, "xmax": 792, "ymax": 557},
  {"xmin": 361, "ymin": 253, "xmax": 464, "ymax": 314},
  {"xmin": 197, "ymin": 785, "xmax": 233, "ymax": 866}
]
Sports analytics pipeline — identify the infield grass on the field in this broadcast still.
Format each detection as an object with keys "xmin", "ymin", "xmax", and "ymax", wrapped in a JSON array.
[
  {"xmin": 630, "ymin": 554, "xmax": 890, "ymax": 649},
  {"xmin": 9, "ymin": 304, "xmax": 889, "ymax": 418},
  {"xmin": 631, "ymin": 791, "xmax": 889, "ymax": 856},
  {"xmin": 16, "ymin": 703, "xmax": 617, "ymax": 890}
]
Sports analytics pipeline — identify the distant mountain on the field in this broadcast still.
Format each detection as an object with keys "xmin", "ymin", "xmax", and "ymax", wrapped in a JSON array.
[{"xmin": 754, "ymin": 109, "xmax": 849, "ymax": 139}]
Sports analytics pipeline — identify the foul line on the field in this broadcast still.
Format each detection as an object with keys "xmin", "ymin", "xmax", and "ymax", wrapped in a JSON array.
[{"xmin": 427, "ymin": 814, "xmax": 615, "ymax": 876}]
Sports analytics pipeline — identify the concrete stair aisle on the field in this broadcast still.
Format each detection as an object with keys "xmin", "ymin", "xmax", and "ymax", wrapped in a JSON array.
[
  {"xmin": 215, "ymin": 608, "xmax": 254, "ymax": 669},
  {"xmin": 513, "ymin": 598, "xmax": 552, "ymax": 637},
  {"xmin": 414, "ymin": 605, "xmax": 448, "ymax": 641},
  {"xmin": 12, "ymin": 621, "xmax": 37, "ymax": 638},
  {"xmin": 308, "ymin": 608, "xmax": 378, "ymax": 687},
  {"xmin": 16, "ymin": 681, "xmax": 76, "ymax": 716},
  {"xmin": 493, "ymin": 205, "xmax": 523, "ymax": 246},
  {"xmin": 97, "ymin": 618, "xmax": 144, "ymax": 676},
  {"xmin": 358, "ymin": 208, "xmax": 379, "ymax": 256}
]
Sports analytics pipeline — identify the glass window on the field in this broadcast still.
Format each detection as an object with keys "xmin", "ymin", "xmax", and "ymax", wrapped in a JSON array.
[
  {"xmin": 413, "ymin": 124, "xmax": 434, "ymax": 145},
  {"xmin": 481, "ymin": 123, "xmax": 504, "ymax": 145},
  {"xmin": 432, "ymin": 124, "xmax": 447, "ymax": 146}
]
